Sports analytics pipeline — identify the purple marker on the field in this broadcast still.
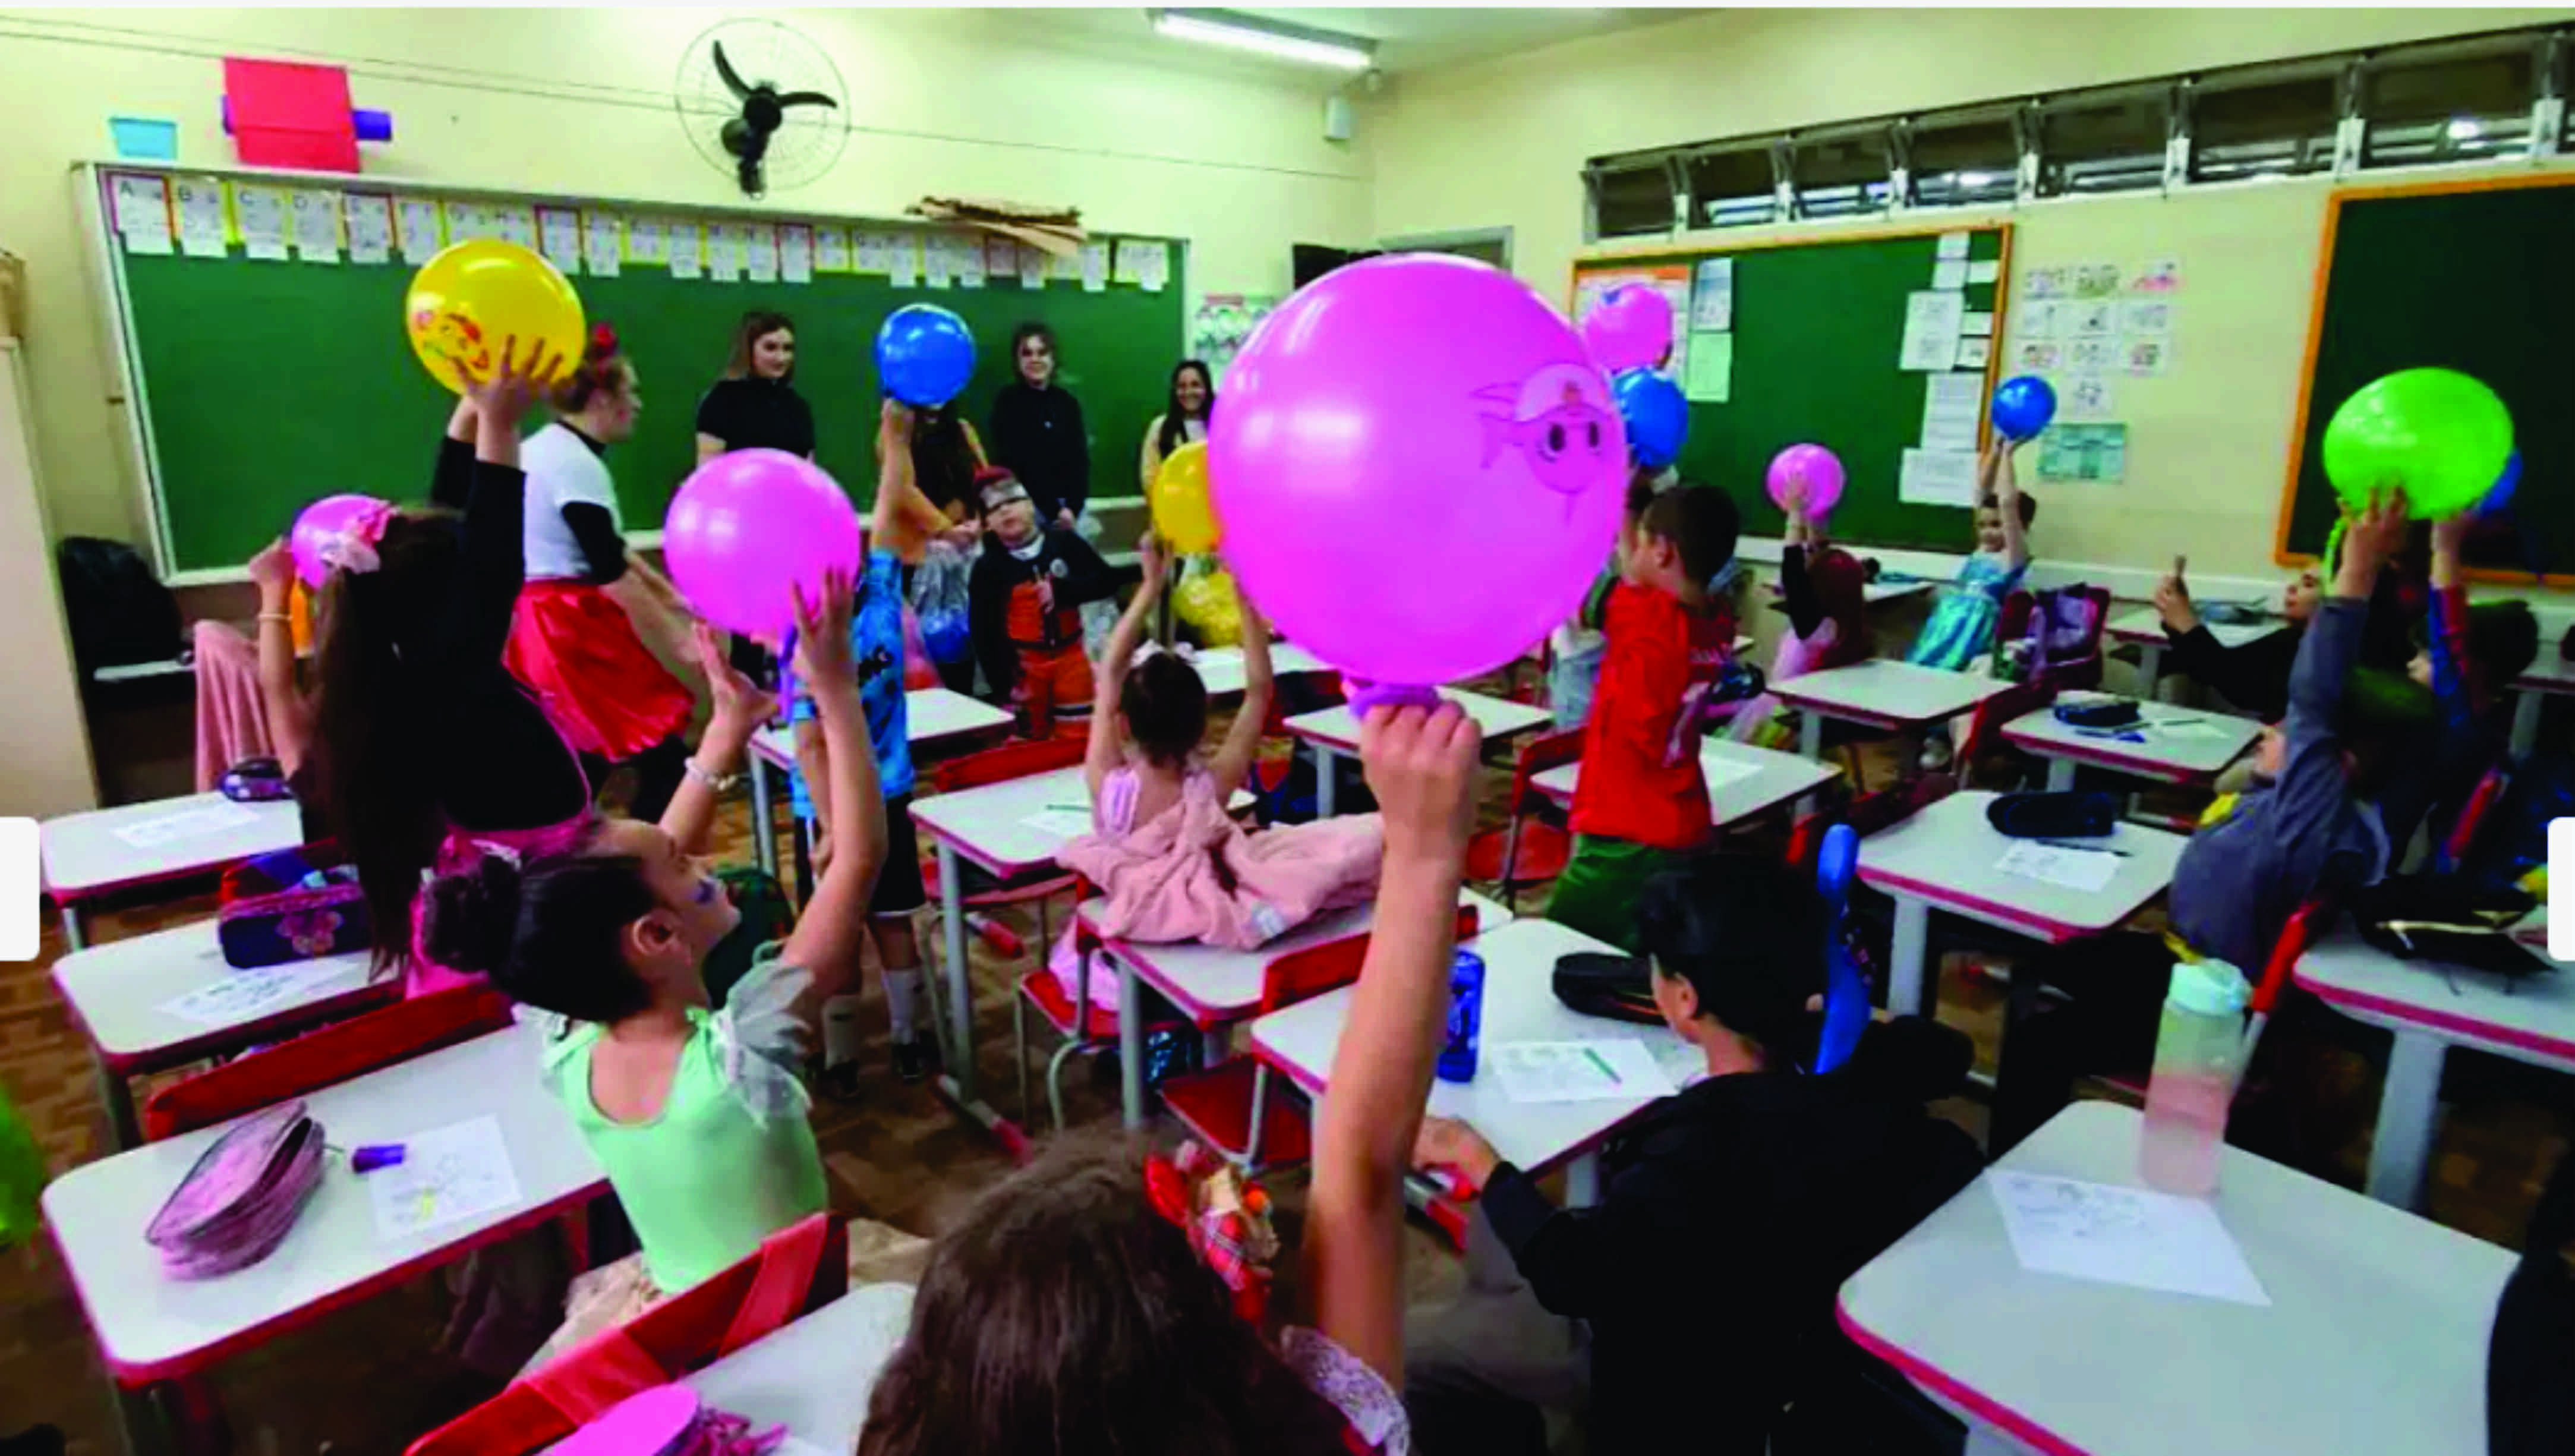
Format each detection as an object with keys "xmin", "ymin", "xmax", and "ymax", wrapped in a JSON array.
[{"xmin": 351, "ymin": 1144, "xmax": 405, "ymax": 1174}]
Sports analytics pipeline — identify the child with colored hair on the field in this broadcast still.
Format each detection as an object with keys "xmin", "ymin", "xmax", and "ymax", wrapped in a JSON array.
[
  {"xmin": 424, "ymin": 573, "xmax": 888, "ymax": 1365},
  {"xmin": 1905, "ymin": 437, "xmax": 2034, "ymax": 672},
  {"xmin": 856, "ymin": 702, "xmax": 1485, "ymax": 1456},
  {"xmin": 967, "ymin": 465, "xmax": 1124, "ymax": 739},
  {"xmin": 1546, "ymin": 483, "xmax": 1741, "ymax": 953}
]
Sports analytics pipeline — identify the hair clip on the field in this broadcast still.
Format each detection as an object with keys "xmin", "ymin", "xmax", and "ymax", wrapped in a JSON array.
[
  {"xmin": 590, "ymin": 322, "xmax": 619, "ymax": 355},
  {"xmin": 469, "ymin": 840, "xmax": 524, "ymax": 869},
  {"xmin": 317, "ymin": 501, "xmax": 394, "ymax": 576},
  {"xmin": 1145, "ymin": 1141, "xmax": 1278, "ymax": 1325}
]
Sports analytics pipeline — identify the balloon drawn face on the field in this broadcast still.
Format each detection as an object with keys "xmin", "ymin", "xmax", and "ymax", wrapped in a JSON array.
[
  {"xmin": 412, "ymin": 308, "xmax": 492, "ymax": 383},
  {"xmin": 1474, "ymin": 364, "xmax": 1618, "ymax": 509}
]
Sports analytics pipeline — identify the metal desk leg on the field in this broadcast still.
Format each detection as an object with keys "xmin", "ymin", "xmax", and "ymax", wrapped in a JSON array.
[
  {"xmin": 61, "ymin": 900, "xmax": 88, "ymax": 953},
  {"xmin": 1118, "ymin": 953, "xmax": 1146, "ymax": 1131},
  {"xmin": 1566, "ymin": 1152, "xmax": 1602, "ymax": 1208},
  {"xmin": 2510, "ymin": 687, "xmax": 2542, "ymax": 761},
  {"xmin": 2365, "ymin": 1029, "xmax": 2445, "ymax": 1209},
  {"xmin": 1798, "ymin": 710, "xmax": 1823, "ymax": 761},
  {"xmin": 935, "ymin": 844, "xmax": 976, "ymax": 1102},
  {"xmin": 1888, "ymin": 897, "xmax": 1932, "ymax": 1017},
  {"xmin": 1314, "ymin": 745, "xmax": 1340, "ymax": 818},
  {"xmin": 749, "ymin": 759, "xmax": 777, "ymax": 880},
  {"xmin": 96, "ymin": 1055, "xmax": 140, "ymax": 1152},
  {"xmin": 2133, "ymin": 641, "xmax": 2164, "ymax": 702},
  {"xmin": 2044, "ymin": 758, "xmax": 2076, "ymax": 793}
]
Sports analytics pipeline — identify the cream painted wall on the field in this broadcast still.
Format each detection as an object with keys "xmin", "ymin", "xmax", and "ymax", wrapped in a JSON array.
[{"xmin": 0, "ymin": 7, "xmax": 1372, "ymax": 551}]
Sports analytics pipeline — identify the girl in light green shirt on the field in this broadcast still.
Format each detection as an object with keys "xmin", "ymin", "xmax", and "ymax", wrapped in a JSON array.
[{"xmin": 423, "ymin": 573, "xmax": 890, "ymax": 1368}]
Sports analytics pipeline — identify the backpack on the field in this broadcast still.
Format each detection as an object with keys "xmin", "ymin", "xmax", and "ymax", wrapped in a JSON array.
[
  {"xmin": 2491, "ymin": 1144, "xmax": 2575, "ymax": 1455},
  {"xmin": 1997, "ymin": 584, "xmax": 2106, "ymax": 685},
  {"xmin": 56, "ymin": 535, "xmax": 183, "ymax": 675}
]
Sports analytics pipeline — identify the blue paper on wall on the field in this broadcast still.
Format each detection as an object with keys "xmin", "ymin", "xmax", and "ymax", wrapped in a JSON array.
[{"xmin": 110, "ymin": 117, "xmax": 179, "ymax": 162}]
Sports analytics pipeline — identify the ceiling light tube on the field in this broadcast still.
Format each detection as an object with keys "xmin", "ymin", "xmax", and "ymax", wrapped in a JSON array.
[{"xmin": 1150, "ymin": 9, "xmax": 1376, "ymax": 71}]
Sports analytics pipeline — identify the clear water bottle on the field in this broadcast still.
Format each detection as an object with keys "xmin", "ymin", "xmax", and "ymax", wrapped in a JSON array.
[
  {"xmin": 2139, "ymin": 958, "xmax": 2251, "ymax": 1196},
  {"xmin": 1437, "ymin": 948, "xmax": 1486, "ymax": 1084}
]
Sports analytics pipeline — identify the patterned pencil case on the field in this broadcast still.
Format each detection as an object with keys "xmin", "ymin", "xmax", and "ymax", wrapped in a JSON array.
[
  {"xmin": 219, "ymin": 842, "xmax": 371, "ymax": 969},
  {"xmin": 144, "ymin": 1101, "xmax": 326, "ymax": 1279}
]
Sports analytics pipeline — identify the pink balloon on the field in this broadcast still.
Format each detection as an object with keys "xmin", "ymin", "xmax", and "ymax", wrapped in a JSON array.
[
  {"xmin": 290, "ymin": 493, "xmax": 390, "ymax": 587},
  {"xmin": 1766, "ymin": 444, "xmax": 1845, "ymax": 517},
  {"xmin": 1211, "ymin": 254, "xmax": 1627, "ymax": 690},
  {"xmin": 663, "ymin": 450, "xmax": 861, "ymax": 642},
  {"xmin": 1581, "ymin": 284, "xmax": 1675, "ymax": 374}
]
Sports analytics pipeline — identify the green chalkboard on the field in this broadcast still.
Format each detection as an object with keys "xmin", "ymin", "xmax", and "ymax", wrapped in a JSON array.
[
  {"xmin": 1571, "ymin": 224, "xmax": 2008, "ymax": 552},
  {"xmin": 108, "ymin": 200, "xmax": 1184, "ymax": 576},
  {"xmin": 2284, "ymin": 177, "xmax": 2575, "ymax": 579}
]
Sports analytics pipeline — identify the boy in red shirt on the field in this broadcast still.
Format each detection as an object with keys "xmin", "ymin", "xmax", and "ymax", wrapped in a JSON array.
[{"xmin": 1547, "ymin": 483, "xmax": 1742, "ymax": 951}]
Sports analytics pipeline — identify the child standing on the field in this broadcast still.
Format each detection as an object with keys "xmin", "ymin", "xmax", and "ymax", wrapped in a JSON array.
[
  {"xmin": 426, "ymin": 574, "xmax": 886, "ymax": 1364},
  {"xmin": 967, "ymin": 467, "xmax": 1123, "ymax": 739},
  {"xmin": 1546, "ymin": 484, "xmax": 1741, "ymax": 953},
  {"xmin": 856, "ymin": 703, "xmax": 1485, "ymax": 1455},
  {"xmin": 1905, "ymin": 437, "xmax": 2034, "ymax": 672},
  {"xmin": 1549, "ymin": 466, "xmax": 1673, "ymax": 731}
]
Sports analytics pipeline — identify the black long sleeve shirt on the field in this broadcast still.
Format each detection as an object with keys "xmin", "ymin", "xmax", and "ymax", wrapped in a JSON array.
[{"xmin": 987, "ymin": 382, "xmax": 1091, "ymax": 522}]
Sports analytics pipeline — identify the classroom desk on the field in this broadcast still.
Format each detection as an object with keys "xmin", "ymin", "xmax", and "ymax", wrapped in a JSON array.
[
  {"xmin": 745, "ymin": 687, "xmax": 1016, "ymax": 878},
  {"xmin": 1838, "ymin": 1101, "xmax": 2511, "ymax": 1456},
  {"xmin": 1857, "ymin": 791, "xmax": 2186, "ymax": 1017},
  {"xmin": 2001, "ymin": 703, "xmax": 2262, "ymax": 793},
  {"xmin": 52, "ymin": 921, "xmax": 396, "ymax": 1151},
  {"xmin": 45, "ymin": 1023, "xmax": 605, "ymax": 1442},
  {"xmin": 1283, "ymin": 688, "xmax": 1552, "ymax": 817},
  {"xmin": 1166, "ymin": 641, "xmax": 1331, "ymax": 700},
  {"xmin": 2105, "ymin": 609, "xmax": 2286, "ymax": 702},
  {"xmin": 2507, "ymin": 653, "xmax": 2575, "ymax": 759},
  {"xmin": 907, "ymin": 765, "xmax": 1252, "ymax": 1141},
  {"xmin": 1247, "ymin": 918, "xmax": 1697, "ymax": 1207},
  {"xmin": 685, "ymin": 1284, "xmax": 916, "ymax": 1449},
  {"xmin": 1083, "ymin": 889, "xmax": 1513, "ymax": 1130},
  {"xmin": 1769, "ymin": 661, "xmax": 2007, "ymax": 761},
  {"xmin": 1531, "ymin": 737, "xmax": 1839, "ymax": 828},
  {"xmin": 1767, "ymin": 579, "xmax": 1934, "ymax": 609},
  {"xmin": 40, "ymin": 793, "xmax": 304, "ymax": 950},
  {"xmin": 2296, "ymin": 916, "xmax": 2575, "ymax": 1211}
]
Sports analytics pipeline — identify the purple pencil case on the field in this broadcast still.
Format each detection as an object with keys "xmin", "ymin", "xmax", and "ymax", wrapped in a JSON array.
[{"xmin": 144, "ymin": 1100, "xmax": 326, "ymax": 1279}]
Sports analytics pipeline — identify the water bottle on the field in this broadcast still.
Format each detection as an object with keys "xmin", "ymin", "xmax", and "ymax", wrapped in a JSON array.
[
  {"xmin": 1437, "ymin": 948, "xmax": 1486, "ymax": 1084},
  {"xmin": 2138, "ymin": 958, "xmax": 2251, "ymax": 1196}
]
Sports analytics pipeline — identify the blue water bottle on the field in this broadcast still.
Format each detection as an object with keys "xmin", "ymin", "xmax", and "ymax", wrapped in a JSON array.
[{"xmin": 1438, "ymin": 948, "xmax": 1486, "ymax": 1083}]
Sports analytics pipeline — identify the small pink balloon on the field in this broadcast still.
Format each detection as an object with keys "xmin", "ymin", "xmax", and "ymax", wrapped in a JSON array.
[
  {"xmin": 289, "ymin": 493, "xmax": 391, "ymax": 588},
  {"xmin": 663, "ymin": 449, "xmax": 861, "ymax": 642},
  {"xmin": 1581, "ymin": 285, "xmax": 1675, "ymax": 375},
  {"xmin": 1766, "ymin": 445, "xmax": 1846, "ymax": 518},
  {"xmin": 1211, "ymin": 254, "xmax": 1627, "ymax": 691}
]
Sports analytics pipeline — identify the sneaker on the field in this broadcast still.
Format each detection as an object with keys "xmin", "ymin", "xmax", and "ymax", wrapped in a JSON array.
[
  {"xmin": 1918, "ymin": 736, "xmax": 1955, "ymax": 773},
  {"xmin": 892, "ymin": 1037, "xmax": 937, "ymax": 1085}
]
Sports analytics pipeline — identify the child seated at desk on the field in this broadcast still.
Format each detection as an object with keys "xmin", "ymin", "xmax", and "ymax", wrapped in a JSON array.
[
  {"xmin": 2151, "ymin": 556, "xmax": 2317, "ymax": 724},
  {"xmin": 1904, "ymin": 437, "xmax": 2034, "ymax": 676}
]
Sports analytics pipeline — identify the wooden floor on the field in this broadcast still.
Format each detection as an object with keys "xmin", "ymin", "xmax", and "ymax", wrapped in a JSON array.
[{"xmin": 5, "ymin": 737, "xmax": 2566, "ymax": 1455}]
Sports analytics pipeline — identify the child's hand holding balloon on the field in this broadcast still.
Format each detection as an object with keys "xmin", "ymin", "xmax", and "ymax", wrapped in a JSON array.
[
  {"xmin": 694, "ymin": 625, "xmax": 777, "ymax": 754},
  {"xmin": 791, "ymin": 569, "xmax": 859, "ymax": 694}
]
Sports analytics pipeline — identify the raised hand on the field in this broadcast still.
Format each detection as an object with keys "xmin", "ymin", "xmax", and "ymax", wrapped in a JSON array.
[
  {"xmin": 790, "ymin": 569, "xmax": 859, "ymax": 692},
  {"xmin": 1360, "ymin": 702, "xmax": 1482, "ymax": 866},
  {"xmin": 694, "ymin": 625, "xmax": 778, "ymax": 746}
]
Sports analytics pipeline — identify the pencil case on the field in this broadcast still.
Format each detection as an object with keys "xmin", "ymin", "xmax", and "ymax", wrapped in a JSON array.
[
  {"xmin": 1986, "ymin": 792, "xmax": 2119, "ymax": 840},
  {"xmin": 218, "ymin": 842, "xmax": 372, "ymax": 969},
  {"xmin": 144, "ymin": 1100, "xmax": 326, "ymax": 1279}
]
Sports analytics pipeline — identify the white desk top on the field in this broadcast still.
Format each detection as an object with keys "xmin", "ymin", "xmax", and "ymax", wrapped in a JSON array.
[
  {"xmin": 51, "ymin": 920, "xmax": 393, "ymax": 1073},
  {"xmin": 684, "ymin": 1284, "xmax": 916, "ymax": 1448},
  {"xmin": 1769, "ymin": 660, "xmax": 2007, "ymax": 732},
  {"xmin": 751, "ymin": 687, "xmax": 1013, "ymax": 770},
  {"xmin": 1839, "ymin": 1101, "xmax": 2512, "ymax": 1456},
  {"xmin": 1858, "ymin": 790, "xmax": 2186, "ymax": 946},
  {"xmin": 908, "ymin": 765, "xmax": 1253, "ymax": 879},
  {"xmin": 2106, "ymin": 608, "xmax": 2286, "ymax": 650},
  {"xmin": 1284, "ymin": 688, "xmax": 1553, "ymax": 755},
  {"xmin": 2512, "ymin": 654, "xmax": 2575, "ymax": 694},
  {"xmin": 1533, "ymin": 738, "xmax": 1838, "ymax": 826},
  {"xmin": 1249, "ymin": 918, "xmax": 1697, "ymax": 1178},
  {"xmin": 2002, "ymin": 703, "xmax": 2262, "ymax": 784},
  {"xmin": 1090, "ymin": 889, "xmax": 1513, "ymax": 1024},
  {"xmin": 2296, "ymin": 919, "xmax": 2575, "ymax": 1073},
  {"xmin": 40, "ymin": 793, "xmax": 304, "ymax": 903},
  {"xmin": 1162, "ymin": 642, "xmax": 1331, "ymax": 701},
  {"xmin": 45, "ymin": 1022, "xmax": 605, "ymax": 1383}
]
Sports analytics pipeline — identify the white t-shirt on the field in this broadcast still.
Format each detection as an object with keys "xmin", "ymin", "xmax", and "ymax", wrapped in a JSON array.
[{"xmin": 519, "ymin": 422, "xmax": 623, "ymax": 582}]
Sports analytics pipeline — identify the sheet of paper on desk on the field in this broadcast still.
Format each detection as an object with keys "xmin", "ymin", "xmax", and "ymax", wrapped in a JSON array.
[
  {"xmin": 1995, "ymin": 841, "xmax": 2120, "ymax": 893},
  {"xmin": 1987, "ymin": 1171, "xmax": 2269, "ymax": 1306},
  {"xmin": 160, "ymin": 960, "xmax": 362, "ymax": 1026},
  {"xmin": 1700, "ymin": 757, "xmax": 1766, "ymax": 791},
  {"xmin": 111, "ymin": 802, "xmax": 263, "ymax": 849},
  {"xmin": 2148, "ymin": 717, "xmax": 2233, "ymax": 741},
  {"xmin": 1492, "ymin": 1040, "xmax": 1677, "ymax": 1104},
  {"xmin": 370, "ymin": 1115, "xmax": 523, "ymax": 1242},
  {"xmin": 1019, "ymin": 808, "xmax": 1096, "ymax": 839}
]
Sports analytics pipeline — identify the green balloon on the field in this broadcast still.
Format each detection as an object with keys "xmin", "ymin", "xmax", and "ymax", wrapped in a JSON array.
[{"xmin": 2321, "ymin": 368, "xmax": 2514, "ymax": 519}]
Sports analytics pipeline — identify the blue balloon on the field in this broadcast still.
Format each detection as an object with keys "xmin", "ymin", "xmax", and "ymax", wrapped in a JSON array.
[
  {"xmin": 1991, "ymin": 375, "xmax": 2058, "ymax": 442},
  {"xmin": 1613, "ymin": 368, "xmax": 1689, "ymax": 468},
  {"xmin": 876, "ymin": 305, "xmax": 977, "ymax": 407},
  {"xmin": 2478, "ymin": 450, "xmax": 2522, "ymax": 519},
  {"xmin": 1813, "ymin": 823, "xmax": 1868, "ymax": 1076}
]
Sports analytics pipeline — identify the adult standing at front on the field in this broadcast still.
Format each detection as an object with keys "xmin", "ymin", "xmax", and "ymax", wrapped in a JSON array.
[
  {"xmin": 1137, "ymin": 358, "xmax": 1214, "ymax": 493},
  {"xmin": 986, "ymin": 322, "xmax": 1090, "ymax": 530},
  {"xmin": 695, "ymin": 310, "xmax": 815, "ymax": 463}
]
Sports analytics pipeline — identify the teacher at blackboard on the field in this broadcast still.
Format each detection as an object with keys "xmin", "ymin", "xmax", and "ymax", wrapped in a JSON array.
[
  {"xmin": 695, "ymin": 310, "xmax": 814, "ymax": 463},
  {"xmin": 986, "ymin": 322, "xmax": 1090, "ymax": 529}
]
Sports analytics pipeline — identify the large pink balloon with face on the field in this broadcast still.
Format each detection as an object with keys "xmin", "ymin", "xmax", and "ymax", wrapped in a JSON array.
[
  {"xmin": 1210, "ymin": 254, "xmax": 1627, "ymax": 690},
  {"xmin": 663, "ymin": 450, "xmax": 861, "ymax": 642},
  {"xmin": 1581, "ymin": 283, "xmax": 1675, "ymax": 374}
]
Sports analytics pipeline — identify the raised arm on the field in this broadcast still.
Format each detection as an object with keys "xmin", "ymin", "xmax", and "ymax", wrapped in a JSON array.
[
  {"xmin": 1306, "ymin": 703, "xmax": 1479, "ymax": 1385},
  {"xmin": 1209, "ymin": 582, "xmax": 1273, "ymax": 800},
  {"xmin": 660, "ymin": 625, "xmax": 777, "ymax": 855},
  {"xmin": 428, "ymin": 398, "xmax": 479, "ymax": 511},
  {"xmin": 247, "ymin": 539, "xmax": 313, "ymax": 773},
  {"xmin": 423, "ymin": 341, "xmax": 556, "ymax": 676},
  {"xmin": 1991, "ymin": 439, "xmax": 2029, "ymax": 569},
  {"xmin": 1086, "ymin": 534, "xmax": 1167, "ymax": 801},
  {"xmin": 869, "ymin": 401, "xmax": 943, "ymax": 561},
  {"xmin": 779, "ymin": 574, "xmax": 887, "ymax": 1023}
]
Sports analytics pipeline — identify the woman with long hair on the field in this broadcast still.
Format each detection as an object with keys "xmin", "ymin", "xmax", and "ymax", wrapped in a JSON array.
[
  {"xmin": 1138, "ymin": 358, "xmax": 1214, "ymax": 493},
  {"xmin": 695, "ymin": 310, "xmax": 814, "ymax": 464},
  {"xmin": 986, "ymin": 321, "xmax": 1090, "ymax": 530}
]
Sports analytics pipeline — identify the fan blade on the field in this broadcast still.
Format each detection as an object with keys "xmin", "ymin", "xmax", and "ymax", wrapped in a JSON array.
[
  {"xmin": 775, "ymin": 92, "xmax": 839, "ymax": 110},
  {"xmin": 711, "ymin": 40, "xmax": 754, "ymax": 100}
]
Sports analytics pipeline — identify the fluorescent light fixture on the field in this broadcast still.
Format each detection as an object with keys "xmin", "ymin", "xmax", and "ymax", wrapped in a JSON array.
[
  {"xmin": 1150, "ymin": 9, "xmax": 1376, "ymax": 70},
  {"xmin": 2446, "ymin": 117, "xmax": 2483, "ymax": 143}
]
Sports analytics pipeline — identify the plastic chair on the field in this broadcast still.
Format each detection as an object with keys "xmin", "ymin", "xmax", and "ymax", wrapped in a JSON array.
[
  {"xmin": 1463, "ymin": 728, "xmax": 1585, "ymax": 910},
  {"xmin": 920, "ymin": 735, "xmax": 1090, "ymax": 1037},
  {"xmin": 1010, "ymin": 912, "xmax": 1184, "ymax": 1132},
  {"xmin": 142, "ymin": 983, "xmax": 516, "ymax": 1142},
  {"xmin": 404, "ymin": 1214, "xmax": 850, "ymax": 1456}
]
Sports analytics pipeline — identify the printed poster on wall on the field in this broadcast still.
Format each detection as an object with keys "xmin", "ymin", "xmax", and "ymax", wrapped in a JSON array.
[
  {"xmin": 343, "ymin": 194, "xmax": 395, "ymax": 264},
  {"xmin": 812, "ymin": 225, "xmax": 850, "ymax": 273},
  {"xmin": 289, "ymin": 189, "xmax": 342, "ymax": 263},
  {"xmin": 234, "ymin": 183, "xmax": 290, "ymax": 260},
  {"xmin": 108, "ymin": 172, "xmax": 174, "ymax": 255},
  {"xmin": 1574, "ymin": 264, "xmax": 1691, "ymax": 376},
  {"xmin": 174, "ymin": 177, "xmax": 229, "ymax": 257},
  {"xmin": 582, "ymin": 213, "xmax": 623, "ymax": 277},
  {"xmin": 393, "ymin": 196, "xmax": 444, "ymax": 262},
  {"xmin": 1190, "ymin": 294, "xmax": 1279, "ymax": 384},
  {"xmin": 2036, "ymin": 424, "xmax": 2128, "ymax": 483}
]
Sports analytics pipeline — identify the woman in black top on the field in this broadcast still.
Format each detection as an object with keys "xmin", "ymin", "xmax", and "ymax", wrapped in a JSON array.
[
  {"xmin": 695, "ymin": 310, "xmax": 815, "ymax": 464},
  {"xmin": 986, "ymin": 322, "xmax": 1090, "ymax": 528}
]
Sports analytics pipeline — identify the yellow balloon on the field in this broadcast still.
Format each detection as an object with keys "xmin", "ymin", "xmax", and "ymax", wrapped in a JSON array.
[
  {"xmin": 1151, "ymin": 442, "xmax": 1222, "ymax": 554},
  {"xmin": 405, "ymin": 239, "xmax": 585, "ymax": 396}
]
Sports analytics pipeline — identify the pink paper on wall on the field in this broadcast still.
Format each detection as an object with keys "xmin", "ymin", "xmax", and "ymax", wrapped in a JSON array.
[{"xmin": 223, "ymin": 57, "xmax": 360, "ymax": 173}]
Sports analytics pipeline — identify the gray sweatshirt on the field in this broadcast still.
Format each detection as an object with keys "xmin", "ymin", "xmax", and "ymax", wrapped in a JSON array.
[{"xmin": 2167, "ymin": 597, "xmax": 2390, "ymax": 971}]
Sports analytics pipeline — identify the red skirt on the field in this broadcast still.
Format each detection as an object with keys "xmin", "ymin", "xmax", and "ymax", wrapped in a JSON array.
[{"xmin": 503, "ymin": 581, "xmax": 694, "ymax": 760}]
